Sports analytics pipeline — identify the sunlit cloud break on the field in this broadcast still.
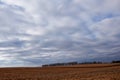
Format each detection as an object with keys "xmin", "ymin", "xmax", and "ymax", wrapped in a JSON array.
[{"xmin": 0, "ymin": 0, "xmax": 120, "ymax": 67}]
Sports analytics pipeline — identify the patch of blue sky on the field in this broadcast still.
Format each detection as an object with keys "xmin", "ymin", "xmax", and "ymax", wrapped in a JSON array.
[{"xmin": 92, "ymin": 13, "xmax": 119, "ymax": 22}]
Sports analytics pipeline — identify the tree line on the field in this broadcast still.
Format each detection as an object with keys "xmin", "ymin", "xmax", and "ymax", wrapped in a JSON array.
[
  {"xmin": 112, "ymin": 60, "xmax": 120, "ymax": 63},
  {"xmin": 42, "ymin": 62, "xmax": 78, "ymax": 67},
  {"xmin": 42, "ymin": 60, "xmax": 120, "ymax": 67}
]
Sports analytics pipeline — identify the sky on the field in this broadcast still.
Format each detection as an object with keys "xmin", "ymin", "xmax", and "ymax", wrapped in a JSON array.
[{"xmin": 0, "ymin": 0, "xmax": 120, "ymax": 67}]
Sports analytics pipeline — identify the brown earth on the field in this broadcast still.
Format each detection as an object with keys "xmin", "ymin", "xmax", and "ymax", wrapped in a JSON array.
[{"xmin": 0, "ymin": 63, "xmax": 120, "ymax": 80}]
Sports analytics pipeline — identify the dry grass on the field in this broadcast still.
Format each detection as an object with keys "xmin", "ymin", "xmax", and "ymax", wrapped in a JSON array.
[{"xmin": 0, "ymin": 63, "xmax": 120, "ymax": 80}]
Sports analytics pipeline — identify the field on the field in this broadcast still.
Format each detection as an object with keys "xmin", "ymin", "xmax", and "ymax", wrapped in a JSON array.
[{"xmin": 0, "ymin": 63, "xmax": 120, "ymax": 80}]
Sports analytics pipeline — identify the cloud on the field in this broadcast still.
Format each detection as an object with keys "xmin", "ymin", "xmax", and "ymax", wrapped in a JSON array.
[
  {"xmin": 0, "ymin": 0, "xmax": 120, "ymax": 67},
  {"xmin": 91, "ymin": 17, "xmax": 120, "ymax": 40}
]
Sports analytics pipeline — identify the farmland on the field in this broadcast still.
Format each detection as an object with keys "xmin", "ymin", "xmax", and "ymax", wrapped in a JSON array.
[{"xmin": 0, "ymin": 63, "xmax": 120, "ymax": 80}]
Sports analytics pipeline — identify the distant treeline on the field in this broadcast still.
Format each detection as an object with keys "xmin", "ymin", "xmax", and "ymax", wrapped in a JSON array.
[
  {"xmin": 42, "ymin": 62, "xmax": 78, "ymax": 67},
  {"xmin": 42, "ymin": 60, "xmax": 120, "ymax": 67},
  {"xmin": 112, "ymin": 60, "xmax": 120, "ymax": 63}
]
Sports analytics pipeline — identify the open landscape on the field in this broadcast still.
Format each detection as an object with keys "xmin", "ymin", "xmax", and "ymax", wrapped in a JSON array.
[
  {"xmin": 0, "ymin": 63, "xmax": 120, "ymax": 80},
  {"xmin": 0, "ymin": 0, "xmax": 120, "ymax": 80}
]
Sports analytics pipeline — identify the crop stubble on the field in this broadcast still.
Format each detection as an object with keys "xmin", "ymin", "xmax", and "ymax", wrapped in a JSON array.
[{"xmin": 0, "ymin": 64, "xmax": 120, "ymax": 80}]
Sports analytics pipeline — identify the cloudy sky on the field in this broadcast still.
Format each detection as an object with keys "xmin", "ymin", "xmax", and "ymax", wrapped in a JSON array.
[{"xmin": 0, "ymin": 0, "xmax": 120, "ymax": 67}]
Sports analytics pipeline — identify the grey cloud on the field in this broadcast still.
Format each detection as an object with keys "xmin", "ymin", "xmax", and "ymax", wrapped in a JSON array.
[{"xmin": 0, "ymin": 0, "xmax": 120, "ymax": 67}]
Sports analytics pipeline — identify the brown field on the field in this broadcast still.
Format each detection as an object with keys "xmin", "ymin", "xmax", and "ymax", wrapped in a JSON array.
[{"xmin": 0, "ymin": 63, "xmax": 120, "ymax": 80}]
